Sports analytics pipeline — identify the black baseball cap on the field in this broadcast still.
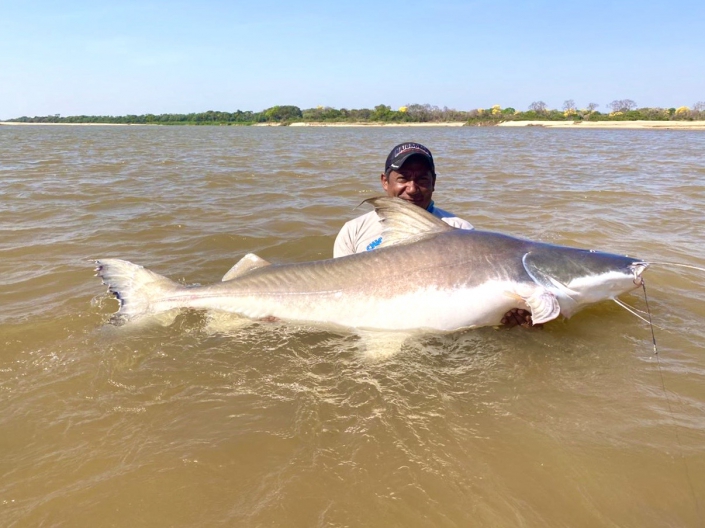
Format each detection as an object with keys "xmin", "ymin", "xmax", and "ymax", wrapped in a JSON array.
[{"xmin": 384, "ymin": 142, "xmax": 435, "ymax": 175}]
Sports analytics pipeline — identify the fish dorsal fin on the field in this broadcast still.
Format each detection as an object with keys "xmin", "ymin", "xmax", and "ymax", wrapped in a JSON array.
[
  {"xmin": 522, "ymin": 252, "xmax": 579, "ymax": 298},
  {"xmin": 222, "ymin": 253, "xmax": 271, "ymax": 281},
  {"xmin": 365, "ymin": 196, "xmax": 454, "ymax": 248}
]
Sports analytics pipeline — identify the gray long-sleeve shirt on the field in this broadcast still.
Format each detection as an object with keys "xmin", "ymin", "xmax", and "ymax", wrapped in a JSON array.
[{"xmin": 333, "ymin": 204, "xmax": 473, "ymax": 258}]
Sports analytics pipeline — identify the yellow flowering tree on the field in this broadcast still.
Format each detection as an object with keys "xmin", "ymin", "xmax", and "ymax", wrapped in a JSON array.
[
  {"xmin": 675, "ymin": 106, "xmax": 690, "ymax": 119},
  {"xmin": 562, "ymin": 99, "xmax": 577, "ymax": 118}
]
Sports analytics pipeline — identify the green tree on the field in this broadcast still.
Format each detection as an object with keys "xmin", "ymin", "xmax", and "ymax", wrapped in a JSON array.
[
  {"xmin": 263, "ymin": 105, "xmax": 303, "ymax": 122},
  {"xmin": 371, "ymin": 104, "xmax": 393, "ymax": 121}
]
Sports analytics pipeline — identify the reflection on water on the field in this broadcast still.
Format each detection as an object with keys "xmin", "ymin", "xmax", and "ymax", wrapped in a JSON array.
[{"xmin": 1, "ymin": 125, "xmax": 704, "ymax": 526}]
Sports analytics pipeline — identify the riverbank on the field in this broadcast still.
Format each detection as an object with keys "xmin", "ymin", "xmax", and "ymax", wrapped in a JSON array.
[
  {"xmin": 285, "ymin": 122, "xmax": 467, "ymax": 127},
  {"xmin": 4, "ymin": 120, "xmax": 705, "ymax": 129},
  {"xmin": 0, "ymin": 122, "xmax": 148, "ymax": 126},
  {"xmin": 0, "ymin": 121, "xmax": 468, "ymax": 127},
  {"xmin": 497, "ymin": 120, "xmax": 705, "ymax": 129}
]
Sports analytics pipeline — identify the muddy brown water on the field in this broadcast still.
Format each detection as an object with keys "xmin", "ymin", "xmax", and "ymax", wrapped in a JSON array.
[{"xmin": 1, "ymin": 125, "xmax": 704, "ymax": 527}]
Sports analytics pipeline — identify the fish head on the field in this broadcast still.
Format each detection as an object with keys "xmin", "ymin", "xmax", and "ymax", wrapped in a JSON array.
[{"xmin": 523, "ymin": 247, "xmax": 649, "ymax": 315}]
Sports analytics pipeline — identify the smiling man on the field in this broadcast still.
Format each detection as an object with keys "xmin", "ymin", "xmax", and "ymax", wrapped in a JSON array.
[{"xmin": 333, "ymin": 142, "xmax": 473, "ymax": 257}]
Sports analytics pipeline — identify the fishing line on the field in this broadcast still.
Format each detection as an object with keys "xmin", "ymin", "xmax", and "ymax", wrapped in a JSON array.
[
  {"xmin": 648, "ymin": 261, "xmax": 705, "ymax": 273},
  {"xmin": 641, "ymin": 282, "xmax": 657, "ymax": 354},
  {"xmin": 643, "ymin": 281, "xmax": 701, "ymax": 521},
  {"xmin": 616, "ymin": 301, "xmax": 650, "ymax": 316},
  {"xmin": 612, "ymin": 298, "xmax": 666, "ymax": 330}
]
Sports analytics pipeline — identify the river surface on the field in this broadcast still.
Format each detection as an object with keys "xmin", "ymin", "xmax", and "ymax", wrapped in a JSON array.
[{"xmin": 1, "ymin": 125, "xmax": 704, "ymax": 527}]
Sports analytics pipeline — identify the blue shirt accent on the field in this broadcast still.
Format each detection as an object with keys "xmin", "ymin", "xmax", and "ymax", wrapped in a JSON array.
[
  {"xmin": 366, "ymin": 237, "xmax": 382, "ymax": 251},
  {"xmin": 426, "ymin": 200, "xmax": 435, "ymax": 213}
]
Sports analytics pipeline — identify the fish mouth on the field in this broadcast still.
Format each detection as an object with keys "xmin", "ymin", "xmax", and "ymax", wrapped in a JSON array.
[{"xmin": 630, "ymin": 262, "xmax": 649, "ymax": 285}]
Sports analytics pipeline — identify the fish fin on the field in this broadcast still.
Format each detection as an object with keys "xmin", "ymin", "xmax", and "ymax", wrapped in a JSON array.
[
  {"xmin": 365, "ymin": 196, "xmax": 454, "ymax": 248},
  {"xmin": 524, "ymin": 288, "xmax": 561, "ymax": 324},
  {"xmin": 222, "ymin": 253, "xmax": 271, "ymax": 281},
  {"xmin": 203, "ymin": 311, "xmax": 255, "ymax": 334},
  {"xmin": 356, "ymin": 330, "xmax": 410, "ymax": 360},
  {"xmin": 506, "ymin": 287, "xmax": 561, "ymax": 325},
  {"xmin": 95, "ymin": 259, "xmax": 182, "ymax": 322},
  {"xmin": 522, "ymin": 252, "xmax": 580, "ymax": 297}
]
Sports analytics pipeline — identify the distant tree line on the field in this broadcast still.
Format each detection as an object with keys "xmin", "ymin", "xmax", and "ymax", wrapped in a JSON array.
[
  {"xmin": 6, "ymin": 100, "xmax": 705, "ymax": 125},
  {"xmin": 468, "ymin": 100, "xmax": 705, "ymax": 124}
]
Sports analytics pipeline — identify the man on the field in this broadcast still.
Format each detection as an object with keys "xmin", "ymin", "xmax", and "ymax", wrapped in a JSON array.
[
  {"xmin": 333, "ymin": 141, "xmax": 533, "ymax": 328},
  {"xmin": 334, "ymin": 142, "xmax": 472, "ymax": 257}
]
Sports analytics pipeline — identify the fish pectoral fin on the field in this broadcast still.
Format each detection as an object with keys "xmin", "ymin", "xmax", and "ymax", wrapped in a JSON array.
[
  {"xmin": 524, "ymin": 288, "xmax": 561, "ymax": 324},
  {"xmin": 364, "ymin": 196, "xmax": 453, "ymax": 248},
  {"xmin": 222, "ymin": 253, "xmax": 271, "ymax": 281},
  {"xmin": 507, "ymin": 286, "xmax": 561, "ymax": 325}
]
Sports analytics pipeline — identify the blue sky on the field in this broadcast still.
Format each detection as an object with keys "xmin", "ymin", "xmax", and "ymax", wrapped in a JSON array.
[{"xmin": 1, "ymin": 0, "xmax": 703, "ymax": 118}]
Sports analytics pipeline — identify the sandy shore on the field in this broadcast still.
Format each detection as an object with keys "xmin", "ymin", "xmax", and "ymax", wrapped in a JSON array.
[
  {"xmin": 287, "ymin": 122, "xmax": 467, "ymax": 127},
  {"xmin": 497, "ymin": 120, "xmax": 705, "ymax": 129}
]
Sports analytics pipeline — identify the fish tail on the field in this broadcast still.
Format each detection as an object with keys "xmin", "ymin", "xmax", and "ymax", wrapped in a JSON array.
[{"xmin": 95, "ymin": 258, "xmax": 182, "ymax": 322}]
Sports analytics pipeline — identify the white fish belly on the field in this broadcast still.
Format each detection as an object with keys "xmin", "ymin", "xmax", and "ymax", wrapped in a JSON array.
[{"xmin": 188, "ymin": 281, "xmax": 522, "ymax": 331}]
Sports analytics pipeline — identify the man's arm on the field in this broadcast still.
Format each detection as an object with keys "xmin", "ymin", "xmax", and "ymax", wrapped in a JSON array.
[
  {"xmin": 431, "ymin": 207, "xmax": 473, "ymax": 230},
  {"xmin": 333, "ymin": 221, "xmax": 356, "ymax": 258},
  {"xmin": 449, "ymin": 218, "xmax": 474, "ymax": 230},
  {"xmin": 333, "ymin": 211, "xmax": 382, "ymax": 258}
]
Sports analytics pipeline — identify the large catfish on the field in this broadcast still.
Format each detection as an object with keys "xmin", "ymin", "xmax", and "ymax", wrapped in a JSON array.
[{"xmin": 95, "ymin": 197, "xmax": 648, "ymax": 331}]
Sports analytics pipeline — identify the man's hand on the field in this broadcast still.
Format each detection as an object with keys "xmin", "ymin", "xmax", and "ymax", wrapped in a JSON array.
[{"xmin": 501, "ymin": 308, "xmax": 537, "ymax": 328}]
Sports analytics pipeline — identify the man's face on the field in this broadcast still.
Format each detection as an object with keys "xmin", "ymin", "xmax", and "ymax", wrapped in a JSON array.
[{"xmin": 381, "ymin": 157, "xmax": 435, "ymax": 210}]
